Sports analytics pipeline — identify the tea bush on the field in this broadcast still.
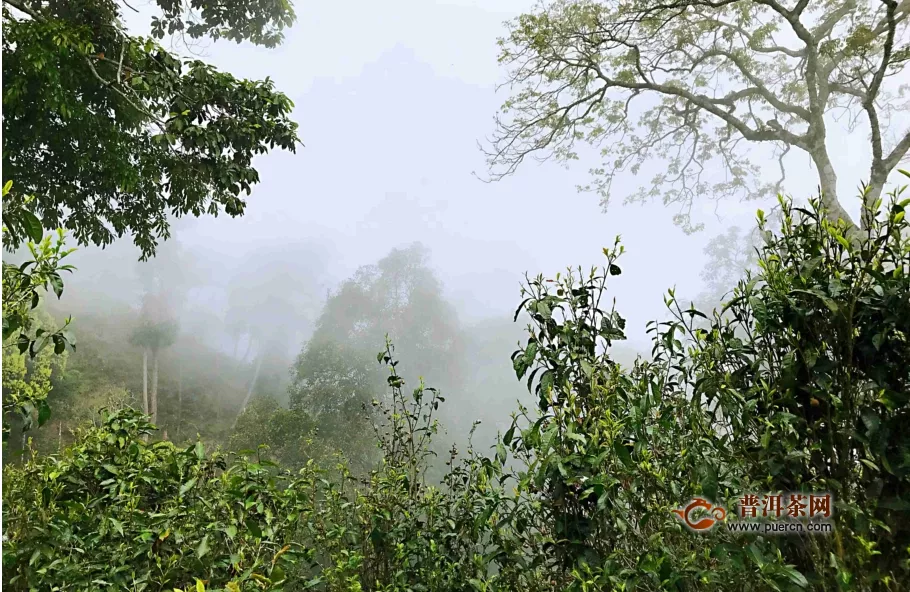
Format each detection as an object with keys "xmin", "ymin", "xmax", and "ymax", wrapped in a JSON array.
[{"xmin": 4, "ymin": 185, "xmax": 909, "ymax": 591}]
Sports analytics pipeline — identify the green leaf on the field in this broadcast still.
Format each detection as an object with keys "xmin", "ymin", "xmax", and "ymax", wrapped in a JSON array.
[
  {"xmin": 860, "ymin": 458, "xmax": 879, "ymax": 472},
  {"xmin": 613, "ymin": 439, "xmax": 634, "ymax": 468},
  {"xmin": 790, "ymin": 289, "xmax": 839, "ymax": 313},
  {"xmin": 747, "ymin": 542, "xmax": 765, "ymax": 567},
  {"xmin": 503, "ymin": 425, "xmax": 515, "ymax": 447},
  {"xmin": 196, "ymin": 535, "xmax": 210, "ymax": 559},
  {"xmin": 180, "ymin": 478, "xmax": 198, "ymax": 495},
  {"xmin": 780, "ymin": 565, "xmax": 808, "ymax": 588},
  {"xmin": 496, "ymin": 441, "xmax": 507, "ymax": 466},
  {"xmin": 580, "ymin": 359, "xmax": 594, "ymax": 378},
  {"xmin": 195, "ymin": 441, "xmax": 205, "ymax": 459},
  {"xmin": 700, "ymin": 464, "xmax": 718, "ymax": 501},
  {"xmin": 21, "ymin": 211, "xmax": 43, "ymax": 243},
  {"xmin": 48, "ymin": 272, "xmax": 64, "ymax": 299},
  {"xmin": 861, "ymin": 409, "xmax": 880, "ymax": 435},
  {"xmin": 271, "ymin": 564, "xmax": 286, "ymax": 584},
  {"xmin": 37, "ymin": 400, "xmax": 52, "ymax": 427}
]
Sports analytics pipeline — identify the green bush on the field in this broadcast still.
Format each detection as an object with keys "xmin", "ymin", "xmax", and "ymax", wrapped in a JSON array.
[
  {"xmin": 4, "ymin": 186, "xmax": 909, "ymax": 591},
  {"xmin": 3, "ymin": 410, "xmax": 307, "ymax": 590},
  {"xmin": 501, "ymin": 187, "xmax": 910, "ymax": 590}
]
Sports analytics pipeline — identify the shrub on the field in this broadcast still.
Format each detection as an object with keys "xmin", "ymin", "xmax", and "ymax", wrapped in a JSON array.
[
  {"xmin": 503, "ymin": 186, "xmax": 910, "ymax": 590},
  {"xmin": 5, "ymin": 185, "xmax": 908, "ymax": 591},
  {"xmin": 2, "ymin": 410, "xmax": 307, "ymax": 590}
]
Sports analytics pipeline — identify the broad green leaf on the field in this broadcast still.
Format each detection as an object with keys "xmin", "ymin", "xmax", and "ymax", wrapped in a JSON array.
[
  {"xmin": 196, "ymin": 535, "xmax": 210, "ymax": 559},
  {"xmin": 180, "ymin": 478, "xmax": 198, "ymax": 495}
]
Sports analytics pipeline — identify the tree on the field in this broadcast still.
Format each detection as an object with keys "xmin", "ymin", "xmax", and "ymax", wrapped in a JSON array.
[
  {"xmin": 292, "ymin": 244, "xmax": 464, "ymax": 411},
  {"xmin": 487, "ymin": 0, "xmax": 910, "ymax": 231},
  {"xmin": 1, "ymin": 189, "xmax": 76, "ymax": 441},
  {"xmin": 222, "ymin": 245, "xmax": 329, "ymax": 421},
  {"xmin": 2, "ymin": 0, "xmax": 301, "ymax": 259},
  {"xmin": 2, "ymin": 310, "xmax": 68, "ymax": 447},
  {"xmin": 129, "ymin": 292, "xmax": 178, "ymax": 424},
  {"xmin": 288, "ymin": 244, "xmax": 466, "ymax": 469}
]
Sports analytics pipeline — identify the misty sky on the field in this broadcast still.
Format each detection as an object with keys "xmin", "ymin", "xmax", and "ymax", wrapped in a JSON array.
[{"xmin": 93, "ymin": 0, "xmax": 902, "ymax": 347}]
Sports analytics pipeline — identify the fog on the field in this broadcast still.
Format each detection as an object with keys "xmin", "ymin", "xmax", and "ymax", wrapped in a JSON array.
[{"xmin": 41, "ymin": 0, "xmax": 903, "ymax": 452}]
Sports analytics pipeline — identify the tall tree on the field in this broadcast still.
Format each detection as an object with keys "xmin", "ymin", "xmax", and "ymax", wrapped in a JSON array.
[
  {"xmin": 129, "ymin": 290, "xmax": 177, "ymax": 424},
  {"xmin": 2, "ymin": 0, "xmax": 301, "ymax": 258},
  {"xmin": 289, "ymin": 244, "xmax": 466, "ymax": 468},
  {"xmin": 223, "ymin": 244, "xmax": 329, "ymax": 419},
  {"xmin": 487, "ymin": 0, "xmax": 910, "ymax": 230}
]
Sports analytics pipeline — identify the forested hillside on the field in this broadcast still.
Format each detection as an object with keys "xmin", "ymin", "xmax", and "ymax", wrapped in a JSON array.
[{"xmin": 3, "ymin": 0, "xmax": 910, "ymax": 591}]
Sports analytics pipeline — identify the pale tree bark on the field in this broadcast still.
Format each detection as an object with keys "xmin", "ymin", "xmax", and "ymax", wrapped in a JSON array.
[
  {"xmin": 810, "ymin": 147, "xmax": 854, "ymax": 227},
  {"xmin": 142, "ymin": 349, "xmax": 149, "ymax": 415},
  {"xmin": 176, "ymin": 357, "xmax": 183, "ymax": 441},
  {"xmin": 241, "ymin": 335, "xmax": 254, "ymax": 363},
  {"xmin": 150, "ymin": 349, "xmax": 159, "ymax": 425},
  {"xmin": 234, "ymin": 354, "xmax": 263, "ymax": 429}
]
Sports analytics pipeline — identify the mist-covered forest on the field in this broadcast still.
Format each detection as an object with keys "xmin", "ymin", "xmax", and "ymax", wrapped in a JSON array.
[{"xmin": 2, "ymin": 0, "xmax": 910, "ymax": 591}]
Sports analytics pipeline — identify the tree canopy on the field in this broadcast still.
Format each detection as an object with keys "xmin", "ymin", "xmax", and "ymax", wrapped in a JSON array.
[
  {"xmin": 288, "ymin": 244, "xmax": 465, "ymax": 468},
  {"xmin": 2, "ymin": 0, "xmax": 301, "ymax": 258},
  {"xmin": 487, "ymin": 0, "xmax": 910, "ymax": 231}
]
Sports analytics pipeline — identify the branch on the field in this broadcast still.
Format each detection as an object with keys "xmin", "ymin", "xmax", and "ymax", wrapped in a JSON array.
[
  {"xmin": 4, "ymin": 0, "xmax": 166, "ymax": 128},
  {"xmin": 753, "ymin": 0, "xmax": 823, "ymax": 117},
  {"xmin": 3, "ymin": 0, "xmax": 40, "ymax": 18},
  {"xmin": 84, "ymin": 52, "xmax": 164, "ymax": 127},
  {"xmin": 812, "ymin": 0, "xmax": 858, "ymax": 39},
  {"xmin": 865, "ymin": 1, "xmax": 899, "ymax": 174},
  {"xmin": 703, "ymin": 17, "xmax": 805, "ymax": 57},
  {"xmin": 695, "ymin": 48, "xmax": 811, "ymax": 119},
  {"xmin": 585, "ymin": 61, "xmax": 808, "ymax": 148},
  {"xmin": 867, "ymin": 0, "xmax": 899, "ymax": 102},
  {"xmin": 828, "ymin": 82, "xmax": 868, "ymax": 100},
  {"xmin": 883, "ymin": 128, "xmax": 910, "ymax": 171}
]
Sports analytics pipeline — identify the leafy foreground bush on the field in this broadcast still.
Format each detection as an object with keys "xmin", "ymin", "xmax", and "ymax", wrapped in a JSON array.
[
  {"xmin": 2, "ymin": 410, "xmax": 304, "ymax": 589},
  {"xmin": 3, "ymin": 187, "xmax": 909, "ymax": 591}
]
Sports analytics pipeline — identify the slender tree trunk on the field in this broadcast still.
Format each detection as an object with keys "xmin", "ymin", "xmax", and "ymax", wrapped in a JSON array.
[
  {"xmin": 233, "ymin": 355, "xmax": 263, "ymax": 429},
  {"xmin": 150, "ymin": 349, "xmax": 159, "ymax": 425},
  {"xmin": 177, "ymin": 357, "xmax": 183, "ymax": 441},
  {"xmin": 863, "ymin": 165, "xmax": 890, "ymax": 230},
  {"xmin": 142, "ymin": 349, "xmax": 149, "ymax": 415},
  {"xmin": 241, "ymin": 335, "xmax": 254, "ymax": 364},
  {"xmin": 232, "ymin": 336, "xmax": 240, "ymax": 359}
]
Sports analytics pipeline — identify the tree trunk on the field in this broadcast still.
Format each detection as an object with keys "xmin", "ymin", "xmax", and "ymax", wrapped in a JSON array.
[
  {"xmin": 863, "ymin": 166, "xmax": 890, "ymax": 230},
  {"xmin": 150, "ymin": 349, "xmax": 159, "ymax": 425},
  {"xmin": 241, "ymin": 335, "xmax": 254, "ymax": 364},
  {"xmin": 142, "ymin": 349, "xmax": 149, "ymax": 415},
  {"xmin": 177, "ymin": 357, "xmax": 183, "ymax": 441},
  {"xmin": 234, "ymin": 355, "xmax": 263, "ymax": 429},
  {"xmin": 813, "ymin": 149, "xmax": 855, "ymax": 228}
]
